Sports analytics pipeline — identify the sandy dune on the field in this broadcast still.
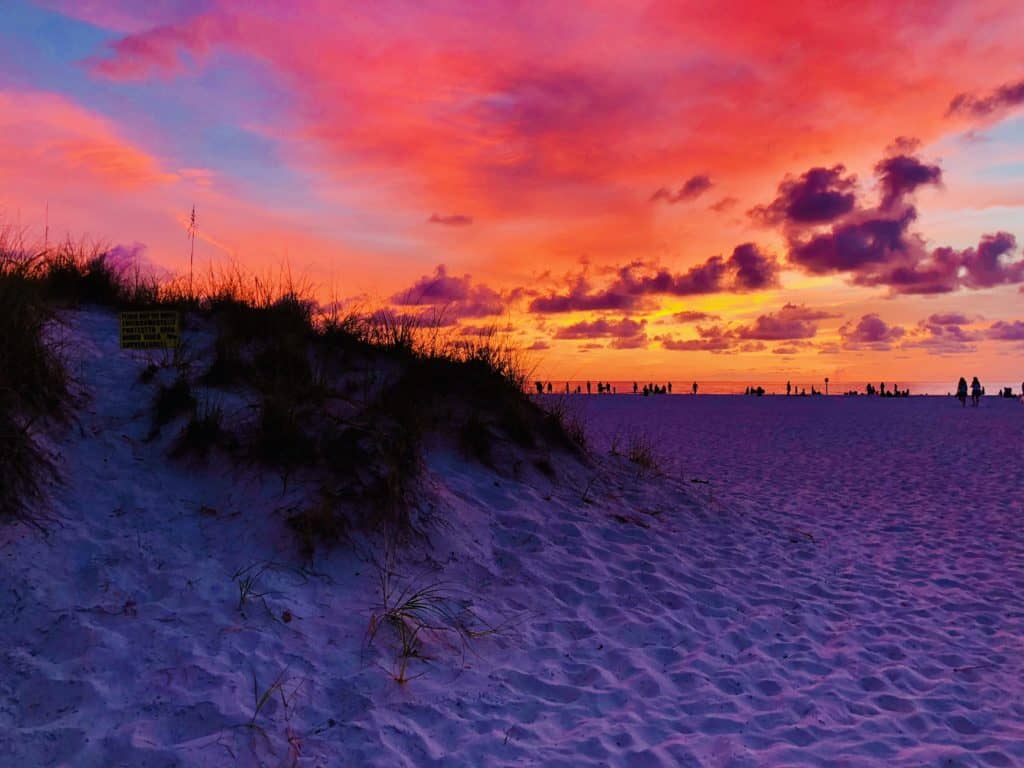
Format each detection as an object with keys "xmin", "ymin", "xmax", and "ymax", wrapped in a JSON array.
[{"xmin": 2, "ymin": 310, "xmax": 1023, "ymax": 766}]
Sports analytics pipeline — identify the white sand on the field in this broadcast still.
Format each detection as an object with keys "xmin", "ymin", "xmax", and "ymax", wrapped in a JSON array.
[{"xmin": 2, "ymin": 309, "xmax": 1023, "ymax": 767}]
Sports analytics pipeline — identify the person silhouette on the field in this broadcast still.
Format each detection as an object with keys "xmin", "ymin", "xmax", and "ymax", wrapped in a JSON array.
[
  {"xmin": 692, "ymin": 381, "xmax": 698, "ymax": 396},
  {"xmin": 956, "ymin": 377, "xmax": 968, "ymax": 407},
  {"xmin": 633, "ymin": 381, "xmax": 638, "ymax": 394},
  {"xmin": 970, "ymin": 376, "xmax": 982, "ymax": 407},
  {"xmin": 786, "ymin": 381, "xmax": 791, "ymax": 396}
]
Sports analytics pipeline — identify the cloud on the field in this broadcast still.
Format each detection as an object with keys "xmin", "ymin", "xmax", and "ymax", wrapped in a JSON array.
[
  {"xmin": 86, "ymin": 16, "xmax": 225, "ymax": 80},
  {"xmin": 839, "ymin": 314, "xmax": 905, "ymax": 349},
  {"xmin": 927, "ymin": 312, "xmax": 971, "ymax": 326},
  {"xmin": 526, "ymin": 339, "xmax": 550, "ymax": 350},
  {"xmin": 733, "ymin": 303, "xmax": 837, "ymax": 341},
  {"xmin": 873, "ymin": 153, "xmax": 942, "ymax": 209},
  {"xmin": 789, "ymin": 208, "xmax": 918, "ymax": 275},
  {"xmin": 987, "ymin": 320, "xmax": 1024, "ymax": 341},
  {"xmin": 554, "ymin": 317, "xmax": 647, "ymax": 348},
  {"xmin": 651, "ymin": 174, "xmax": 712, "ymax": 204},
  {"xmin": 528, "ymin": 245, "xmax": 777, "ymax": 314},
  {"xmin": 390, "ymin": 264, "xmax": 504, "ymax": 318},
  {"xmin": 528, "ymin": 274, "xmax": 646, "ymax": 313},
  {"xmin": 659, "ymin": 332, "xmax": 733, "ymax": 352},
  {"xmin": 959, "ymin": 232, "xmax": 1022, "ymax": 289},
  {"xmin": 671, "ymin": 310, "xmax": 720, "ymax": 323},
  {"xmin": 658, "ymin": 303, "xmax": 834, "ymax": 351},
  {"xmin": 428, "ymin": 213, "xmax": 473, "ymax": 227},
  {"xmin": 709, "ymin": 196, "xmax": 738, "ymax": 213},
  {"xmin": 0, "ymin": 89, "xmax": 175, "ymax": 191},
  {"xmin": 903, "ymin": 314, "xmax": 979, "ymax": 354},
  {"xmin": 729, "ymin": 242, "xmax": 780, "ymax": 291},
  {"xmin": 749, "ymin": 165, "xmax": 857, "ymax": 226},
  {"xmin": 948, "ymin": 78, "xmax": 1024, "ymax": 119},
  {"xmin": 770, "ymin": 146, "xmax": 1021, "ymax": 295}
]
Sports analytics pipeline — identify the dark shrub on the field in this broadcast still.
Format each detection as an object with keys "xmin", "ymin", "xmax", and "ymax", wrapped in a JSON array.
[{"xmin": 153, "ymin": 377, "xmax": 196, "ymax": 428}]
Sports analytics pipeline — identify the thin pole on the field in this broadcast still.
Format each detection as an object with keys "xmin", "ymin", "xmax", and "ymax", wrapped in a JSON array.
[{"xmin": 189, "ymin": 205, "xmax": 196, "ymax": 298}]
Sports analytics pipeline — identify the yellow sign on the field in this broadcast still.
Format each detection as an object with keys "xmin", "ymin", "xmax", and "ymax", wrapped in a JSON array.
[{"xmin": 120, "ymin": 310, "xmax": 180, "ymax": 349}]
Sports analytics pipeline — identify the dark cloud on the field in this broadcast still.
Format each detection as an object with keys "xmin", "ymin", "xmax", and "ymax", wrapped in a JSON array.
[
  {"xmin": 527, "ymin": 339, "xmax": 551, "ymax": 350},
  {"xmin": 671, "ymin": 310, "xmax": 720, "ymax": 323},
  {"xmin": 728, "ymin": 243, "xmax": 780, "ymax": 291},
  {"xmin": 554, "ymin": 317, "xmax": 647, "ymax": 349},
  {"xmin": 839, "ymin": 314, "xmax": 905, "ymax": 349},
  {"xmin": 788, "ymin": 208, "xmax": 917, "ymax": 274},
  {"xmin": 904, "ymin": 315, "xmax": 978, "ymax": 354},
  {"xmin": 749, "ymin": 165, "xmax": 858, "ymax": 226},
  {"xmin": 658, "ymin": 304, "xmax": 834, "ymax": 351},
  {"xmin": 874, "ymin": 154, "xmax": 942, "ymax": 209},
  {"xmin": 651, "ymin": 174, "xmax": 712, "ymax": 204},
  {"xmin": 527, "ymin": 246, "xmax": 777, "ymax": 314},
  {"xmin": 733, "ymin": 303, "xmax": 837, "ymax": 341},
  {"xmin": 528, "ymin": 275, "xmax": 644, "ymax": 313},
  {"xmin": 959, "ymin": 232, "xmax": 1022, "ymax": 289},
  {"xmin": 709, "ymin": 196, "xmax": 738, "ymax": 213},
  {"xmin": 659, "ymin": 333, "xmax": 733, "ymax": 352},
  {"xmin": 987, "ymin": 320, "xmax": 1024, "ymax": 341},
  {"xmin": 391, "ymin": 264, "xmax": 504, "ymax": 318},
  {"xmin": 428, "ymin": 213, "xmax": 473, "ymax": 226},
  {"xmin": 927, "ymin": 312, "xmax": 971, "ymax": 326},
  {"xmin": 756, "ymin": 143, "xmax": 1023, "ymax": 295},
  {"xmin": 947, "ymin": 78, "xmax": 1024, "ymax": 119}
]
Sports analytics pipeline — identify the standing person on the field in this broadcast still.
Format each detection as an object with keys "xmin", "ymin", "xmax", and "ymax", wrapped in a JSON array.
[
  {"xmin": 970, "ymin": 376, "xmax": 982, "ymax": 407},
  {"xmin": 633, "ymin": 381, "xmax": 638, "ymax": 394},
  {"xmin": 692, "ymin": 381, "xmax": 698, "ymax": 396},
  {"xmin": 786, "ymin": 381, "xmax": 791, "ymax": 396},
  {"xmin": 956, "ymin": 377, "xmax": 968, "ymax": 407},
  {"xmin": 667, "ymin": 382, "xmax": 672, "ymax": 394}
]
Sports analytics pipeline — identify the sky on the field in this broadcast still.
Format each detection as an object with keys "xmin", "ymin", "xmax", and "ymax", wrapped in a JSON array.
[{"xmin": 2, "ymin": 0, "xmax": 1024, "ymax": 387}]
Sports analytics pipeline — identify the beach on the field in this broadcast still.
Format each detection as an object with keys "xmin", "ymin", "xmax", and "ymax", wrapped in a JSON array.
[{"xmin": 2, "ymin": 310, "xmax": 1023, "ymax": 767}]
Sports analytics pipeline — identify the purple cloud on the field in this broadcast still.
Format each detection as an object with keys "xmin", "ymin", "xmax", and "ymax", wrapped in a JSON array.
[
  {"xmin": 959, "ymin": 232, "xmax": 1022, "ymax": 289},
  {"xmin": 671, "ymin": 310, "xmax": 720, "ymax": 323},
  {"xmin": 391, "ymin": 264, "xmax": 504, "ymax": 318},
  {"xmin": 839, "ymin": 314, "xmax": 905, "ymax": 349},
  {"xmin": 789, "ymin": 209, "xmax": 917, "ymax": 274},
  {"xmin": 527, "ymin": 247, "xmax": 776, "ymax": 314},
  {"xmin": 928, "ymin": 312, "xmax": 971, "ymax": 326},
  {"xmin": 874, "ymin": 153, "xmax": 942, "ymax": 209},
  {"xmin": 728, "ymin": 243, "xmax": 779, "ymax": 291},
  {"xmin": 733, "ymin": 303, "xmax": 837, "ymax": 341},
  {"xmin": 651, "ymin": 174, "xmax": 712, "ymax": 204},
  {"xmin": 948, "ymin": 79, "xmax": 1024, "ymax": 119},
  {"xmin": 709, "ymin": 196, "xmax": 738, "ymax": 213},
  {"xmin": 987, "ymin": 320, "xmax": 1024, "ymax": 341},
  {"xmin": 750, "ymin": 165, "xmax": 858, "ymax": 226},
  {"xmin": 553, "ymin": 317, "xmax": 647, "ymax": 350}
]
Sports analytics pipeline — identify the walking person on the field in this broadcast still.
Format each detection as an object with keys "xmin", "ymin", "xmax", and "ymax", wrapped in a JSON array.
[
  {"xmin": 956, "ymin": 377, "xmax": 968, "ymax": 407},
  {"xmin": 970, "ymin": 376, "xmax": 982, "ymax": 407}
]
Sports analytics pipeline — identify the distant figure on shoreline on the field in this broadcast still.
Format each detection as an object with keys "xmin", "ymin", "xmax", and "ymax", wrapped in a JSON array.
[
  {"xmin": 956, "ymin": 377, "xmax": 968, "ymax": 407},
  {"xmin": 970, "ymin": 376, "xmax": 982, "ymax": 407},
  {"xmin": 786, "ymin": 381, "xmax": 791, "ymax": 396},
  {"xmin": 692, "ymin": 381, "xmax": 698, "ymax": 396}
]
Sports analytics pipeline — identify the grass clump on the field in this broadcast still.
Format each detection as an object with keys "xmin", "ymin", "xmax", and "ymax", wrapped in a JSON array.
[
  {"xmin": 366, "ymin": 543, "xmax": 495, "ymax": 684},
  {"xmin": 153, "ymin": 376, "xmax": 196, "ymax": 429},
  {"xmin": 171, "ymin": 399, "xmax": 225, "ymax": 458},
  {"xmin": 0, "ymin": 242, "xmax": 69, "ymax": 523}
]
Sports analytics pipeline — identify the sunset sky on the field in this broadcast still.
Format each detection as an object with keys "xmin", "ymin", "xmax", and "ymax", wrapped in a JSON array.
[{"xmin": 2, "ymin": 1, "xmax": 1023, "ymax": 386}]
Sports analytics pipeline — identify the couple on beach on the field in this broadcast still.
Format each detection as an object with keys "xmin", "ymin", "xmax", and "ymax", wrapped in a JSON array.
[{"xmin": 955, "ymin": 377, "xmax": 983, "ymax": 407}]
